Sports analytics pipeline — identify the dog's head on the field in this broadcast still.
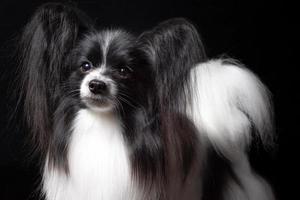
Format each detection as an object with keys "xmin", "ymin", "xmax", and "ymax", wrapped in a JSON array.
[{"xmin": 65, "ymin": 30, "xmax": 152, "ymax": 113}]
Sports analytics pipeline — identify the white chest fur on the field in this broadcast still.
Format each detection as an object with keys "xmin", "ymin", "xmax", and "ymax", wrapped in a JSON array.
[{"xmin": 43, "ymin": 109, "xmax": 138, "ymax": 200}]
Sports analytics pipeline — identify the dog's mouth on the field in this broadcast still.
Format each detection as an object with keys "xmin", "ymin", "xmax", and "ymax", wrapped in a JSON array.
[{"xmin": 82, "ymin": 95, "xmax": 114, "ymax": 109}]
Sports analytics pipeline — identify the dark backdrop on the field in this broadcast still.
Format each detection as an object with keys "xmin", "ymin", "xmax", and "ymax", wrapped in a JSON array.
[{"xmin": 0, "ymin": 0, "xmax": 297, "ymax": 199}]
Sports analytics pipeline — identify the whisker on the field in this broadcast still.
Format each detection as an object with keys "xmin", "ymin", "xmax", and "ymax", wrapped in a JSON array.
[
  {"xmin": 114, "ymin": 97, "xmax": 125, "ymax": 116},
  {"xmin": 118, "ymin": 95, "xmax": 138, "ymax": 109},
  {"xmin": 118, "ymin": 92, "xmax": 142, "ymax": 108}
]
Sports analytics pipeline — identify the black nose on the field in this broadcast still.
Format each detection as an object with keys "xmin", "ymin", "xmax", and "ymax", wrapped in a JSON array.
[{"xmin": 88, "ymin": 80, "xmax": 107, "ymax": 94}]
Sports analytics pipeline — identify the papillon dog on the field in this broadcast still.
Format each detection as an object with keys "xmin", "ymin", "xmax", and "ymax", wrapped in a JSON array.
[{"xmin": 17, "ymin": 3, "xmax": 275, "ymax": 200}]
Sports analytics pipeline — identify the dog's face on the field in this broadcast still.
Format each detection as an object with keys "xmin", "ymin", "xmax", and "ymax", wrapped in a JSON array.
[{"xmin": 67, "ymin": 30, "xmax": 150, "ymax": 112}]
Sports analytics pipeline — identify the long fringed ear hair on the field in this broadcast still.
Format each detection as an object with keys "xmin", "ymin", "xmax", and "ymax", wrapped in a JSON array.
[
  {"xmin": 17, "ymin": 3, "xmax": 94, "ymax": 159},
  {"xmin": 135, "ymin": 18, "xmax": 208, "ymax": 199},
  {"xmin": 139, "ymin": 18, "xmax": 207, "ymax": 113}
]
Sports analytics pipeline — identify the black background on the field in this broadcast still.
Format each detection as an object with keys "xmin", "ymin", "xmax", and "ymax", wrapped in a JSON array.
[{"xmin": 0, "ymin": 0, "xmax": 297, "ymax": 199}]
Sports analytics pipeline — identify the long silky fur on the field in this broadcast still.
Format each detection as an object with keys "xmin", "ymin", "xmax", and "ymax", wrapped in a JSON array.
[
  {"xmin": 17, "ymin": 3, "xmax": 93, "ymax": 159},
  {"xmin": 138, "ymin": 18, "xmax": 208, "ymax": 199},
  {"xmin": 189, "ymin": 58, "xmax": 275, "ymax": 200},
  {"xmin": 140, "ymin": 19, "xmax": 275, "ymax": 199},
  {"xmin": 17, "ymin": 2, "xmax": 275, "ymax": 200}
]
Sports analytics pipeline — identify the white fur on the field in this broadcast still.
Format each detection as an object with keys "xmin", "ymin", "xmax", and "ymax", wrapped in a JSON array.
[
  {"xmin": 101, "ymin": 30, "xmax": 124, "ymax": 65},
  {"xmin": 188, "ymin": 59, "xmax": 275, "ymax": 200},
  {"xmin": 43, "ymin": 109, "xmax": 139, "ymax": 200},
  {"xmin": 225, "ymin": 153, "xmax": 275, "ymax": 200},
  {"xmin": 188, "ymin": 59, "xmax": 273, "ymax": 151}
]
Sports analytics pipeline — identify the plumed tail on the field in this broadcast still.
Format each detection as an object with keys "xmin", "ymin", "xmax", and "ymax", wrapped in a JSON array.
[
  {"xmin": 17, "ymin": 3, "xmax": 93, "ymax": 155},
  {"xmin": 188, "ymin": 58, "xmax": 274, "ymax": 153},
  {"xmin": 188, "ymin": 58, "xmax": 275, "ymax": 200}
]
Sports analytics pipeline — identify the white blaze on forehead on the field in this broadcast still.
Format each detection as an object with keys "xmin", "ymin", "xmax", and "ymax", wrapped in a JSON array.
[{"xmin": 101, "ymin": 30, "xmax": 123, "ymax": 66}]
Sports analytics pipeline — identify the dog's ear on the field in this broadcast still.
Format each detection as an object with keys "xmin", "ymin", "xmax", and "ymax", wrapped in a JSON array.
[
  {"xmin": 132, "ymin": 19, "xmax": 207, "ymax": 195},
  {"xmin": 17, "ymin": 3, "xmax": 94, "ymax": 156},
  {"xmin": 139, "ymin": 18, "xmax": 206, "ymax": 65},
  {"xmin": 139, "ymin": 18, "xmax": 207, "ymax": 112}
]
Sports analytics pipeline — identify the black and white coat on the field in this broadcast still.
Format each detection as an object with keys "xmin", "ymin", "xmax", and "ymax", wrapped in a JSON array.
[{"xmin": 17, "ymin": 3, "xmax": 275, "ymax": 200}]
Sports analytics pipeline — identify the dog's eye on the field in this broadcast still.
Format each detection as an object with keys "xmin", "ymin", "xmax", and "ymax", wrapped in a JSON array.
[
  {"xmin": 118, "ymin": 66, "xmax": 132, "ymax": 78},
  {"xmin": 80, "ymin": 62, "xmax": 92, "ymax": 72}
]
